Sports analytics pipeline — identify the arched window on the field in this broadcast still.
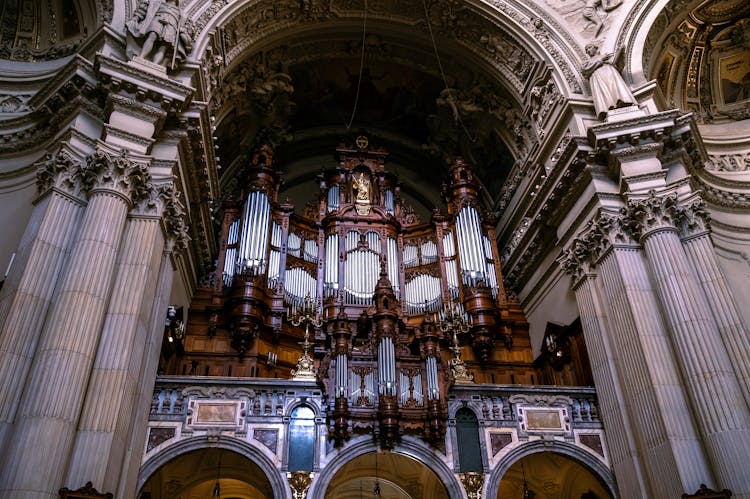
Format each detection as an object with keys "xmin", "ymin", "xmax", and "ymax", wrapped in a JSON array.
[
  {"xmin": 288, "ymin": 405, "xmax": 315, "ymax": 471},
  {"xmin": 456, "ymin": 407, "xmax": 482, "ymax": 472}
]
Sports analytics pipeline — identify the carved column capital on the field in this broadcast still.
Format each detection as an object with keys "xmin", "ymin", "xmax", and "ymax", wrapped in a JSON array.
[
  {"xmin": 287, "ymin": 471, "xmax": 313, "ymax": 499},
  {"xmin": 35, "ymin": 151, "xmax": 85, "ymax": 200},
  {"xmin": 623, "ymin": 192, "xmax": 680, "ymax": 241},
  {"xmin": 674, "ymin": 198, "xmax": 711, "ymax": 239},
  {"xmin": 79, "ymin": 150, "xmax": 154, "ymax": 206}
]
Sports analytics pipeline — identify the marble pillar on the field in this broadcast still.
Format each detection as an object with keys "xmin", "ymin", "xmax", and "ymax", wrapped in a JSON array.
[
  {"xmin": 65, "ymin": 183, "xmax": 174, "ymax": 491},
  {"xmin": 562, "ymin": 262, "xmax": 649, "ymax": 498},
  {"xmin": 564, "ymin": 213, "xmax": 712, "ymax": 497},
  {"xmin": 625, "ymin": 193, "xmax": 750, "ymax": 498},
  {"xmin": 675, "ymin": 200, "xmax": 750, "ymax": 408},
  {"xmin": 118, "ymin": 240, "xmax": 178, "ymax": 499},
  {"xmin": 0, "ymin": 150, "xmax": 149, "ymax": 499},
  {"xmin": 0, "ymin": 153, "xmax": 85, "ymax": 450}
]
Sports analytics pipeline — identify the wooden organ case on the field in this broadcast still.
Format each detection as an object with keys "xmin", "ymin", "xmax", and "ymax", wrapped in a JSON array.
[{"xmin": 164, "ymin": 135, "xmax": 534, "ymax": 449}]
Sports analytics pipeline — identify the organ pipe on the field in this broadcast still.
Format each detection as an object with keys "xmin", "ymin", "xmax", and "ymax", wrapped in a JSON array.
[{"xmin": 238, "ymin": 191, "xmax": 271, "ymax": 275}]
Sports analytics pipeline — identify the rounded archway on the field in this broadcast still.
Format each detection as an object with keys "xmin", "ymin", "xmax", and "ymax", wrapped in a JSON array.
[
  {"xmin": 497, "ymin": 452, "xmax": 613, "ymax": 499},
  {"xmin": 324, "ymin": 451, "xmax": 449, "ymax": 499},
  {"xmin": 138, "ymin": 447, "xmax": 274, "ymax": 499}
]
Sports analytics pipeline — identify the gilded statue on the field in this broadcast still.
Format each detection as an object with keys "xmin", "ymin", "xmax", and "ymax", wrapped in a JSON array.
[{"xmin": 352, "ymin": 172, "xmax": 372, "ymax": 215}]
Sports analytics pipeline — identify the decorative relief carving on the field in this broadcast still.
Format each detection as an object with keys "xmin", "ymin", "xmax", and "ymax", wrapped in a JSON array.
[
  {"xmin": 542, "ymin": 0, "xmax": 623, "ymax": 37},
  {"xmin": 288, "ymin": 471, "xmax": 313, "ymax": 499},
  {"xmin": 459, "ymin": 472, "xmax": 484, "ymax": 499},
  {"xmin": 705, "ymin": 152, "xmax": 750, "ymax": 171},
  {"xmin": 159, "ymin": 183, "xmax": 190, "ymax": 250},
  {"xmin": 146, "ymin": 427, "xmax": 176, "ymax": 452}
]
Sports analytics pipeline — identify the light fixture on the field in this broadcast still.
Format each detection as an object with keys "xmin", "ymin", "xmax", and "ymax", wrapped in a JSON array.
[
  {"xmin": 212, "ymin": 450, "xmax": 222, "ymax": 498},
  {"xmin": 521, "ymin": 460, "xmax": 533, "ymax": 499},
  {"xmin": 373, "ymin": 452, "xmax": 380, "ymax": 496}
]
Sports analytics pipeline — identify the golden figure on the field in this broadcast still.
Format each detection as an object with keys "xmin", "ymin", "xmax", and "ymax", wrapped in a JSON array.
[{"xmin": 353, "ymin": 172, "xmax": 371, "ymax": 215}]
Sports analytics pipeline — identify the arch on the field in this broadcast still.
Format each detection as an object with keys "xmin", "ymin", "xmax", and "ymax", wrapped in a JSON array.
[
  {"xmin": 307, "ymin": 436, "xmax": 464, "ymax": 499},
  {"xmin": 485, "ymin": 440, "xmax": 616, "ymax": 499},
  {"xmin": 137, "ymin": 436, "xmax": 288, "ymax": 499},
  {"xmin": 185, "ymin": 0, "xmax": 583, "ymax": 99}
]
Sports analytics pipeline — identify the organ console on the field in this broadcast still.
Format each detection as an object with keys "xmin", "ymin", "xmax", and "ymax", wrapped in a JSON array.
[{"xmin": 165, "ymin": 134, "xmax": 533, "ymax": 448}]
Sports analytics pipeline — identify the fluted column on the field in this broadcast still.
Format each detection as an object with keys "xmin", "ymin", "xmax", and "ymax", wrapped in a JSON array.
[
  {"xmin": 625, "ymin": 193, "xmax": 750, "ymax": 497},
  {"xmin": 559, "ymin": 255, "xmax": 649, "ymax": 498},
  {"xmin": 675, "ymin": 200, "xmax": 750, "ymax": 408},
  {"xmin": 0, "ymin": 152, "xmax": 86, "ymax": 450},
  {"xmin": 563, "ymin": 214, "xmax": 711, "ymax": 497},
  {"xmin": 117, "ymin": 239, "xmax": 179, "ymax": 499},
  {"xmin": 65, "ymin": 184, "xmax": 186, "ymax": 491},
  {"xmin": 0, "ymin": 150, "xmax": 150, "ymax": 499}
]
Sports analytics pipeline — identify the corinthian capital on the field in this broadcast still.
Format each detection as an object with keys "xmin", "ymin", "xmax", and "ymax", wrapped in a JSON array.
[
  {"xmin": 35, "ymin": 151, "xmax": 83, "ymax": 198},
  {"xmin": 674, "ymin": 198, "xmax": 710, "ymax": 238},
  {"xmin": 79, "ymin": 150, "xmax": 154, "ymax": 206},
  {"xmin": 623, "ymin": 191, "xmax": 680, "ymax": 241}
]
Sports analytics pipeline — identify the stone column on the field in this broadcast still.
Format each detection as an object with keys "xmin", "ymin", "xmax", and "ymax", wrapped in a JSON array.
[
  {"xmin": 559, "ymin": 254, "xmax": 649, "ymax": 498},
  {"xmin": 0, "ymin": 152, "xmax": 86, "ymax": 450},
  {"xmin": 563, "ymin": 214, "xmax": 711, "ymax": 497},
  {"xmin": 675, "ymin": 200, "xmax": 750, "ymax": 408},
  {"xmin": 118, "ymin": 235, "xmax": 181, "ymax": 499},
  {"xmin": 625, "ymin": 193, "xmax": 750, "ymax": 497},
  {"xmin": 64, "ymin": 184, "xmax": 184, "ymax": 492},
  {"xmin": 0, "ymin": 150, "xmax": 150, "ymax": 499}
]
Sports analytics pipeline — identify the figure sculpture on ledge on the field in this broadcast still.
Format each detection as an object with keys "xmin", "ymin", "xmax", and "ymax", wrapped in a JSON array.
[
  {"xmin": 127, "ymin": 0, "xmax": 192, "ymax": 68},
  {"xmin": 581, "ymin": 44, "xmax": 636, "ymax": 119}
]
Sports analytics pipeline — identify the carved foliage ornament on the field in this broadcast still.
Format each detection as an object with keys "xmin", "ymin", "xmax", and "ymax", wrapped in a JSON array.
[
  {"xmin": 459, "ymin": 472, "xmax": 485, "ymax": 499},
  {"xmin": 35, "ymin": 152, "xmax": 80, "ymax": 197},
  {"xmin": 288, "ymin": 471, "xmax": 313, "ymax": 499}
]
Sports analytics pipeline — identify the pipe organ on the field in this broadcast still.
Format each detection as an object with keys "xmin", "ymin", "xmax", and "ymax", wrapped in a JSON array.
[{"xmin": 172, "ymin": 136, "xmax": 532, "ymax": 449}]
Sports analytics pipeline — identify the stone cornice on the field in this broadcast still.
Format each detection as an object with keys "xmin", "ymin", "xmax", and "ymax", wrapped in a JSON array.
[
  {"xmin": 95, "ymin": 55, "xmax": 195, "ymax": 112},
  {"xmin": 587, "ymin": 110, "xmax": 681, "ymax": 150}
]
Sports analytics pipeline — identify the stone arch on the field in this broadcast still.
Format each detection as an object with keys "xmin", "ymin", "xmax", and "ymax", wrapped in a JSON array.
[
  {"xmin": 136, "ymin": 435, "xmax": 288, "ymax": 499},
  {"xmin": 186, "ymin": 0, "xmax": 584, "ymax": 101},
  {"xmin": 307, "ymin": 436, "xmax": 464, "ymax": 499},
  {"xmin": 485, "ymin": 439, "xmax": 616, "ymax": 499}
]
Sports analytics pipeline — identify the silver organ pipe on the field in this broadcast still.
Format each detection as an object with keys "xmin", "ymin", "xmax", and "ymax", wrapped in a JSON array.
[
  {"xmin": 345, "ymin": 230, "xmax": 358, "ymax": 251},
  {"xmin": 404, "ymin": 274, "xmax": 441, "ymax": 314},
  {"xmin": 365, "ymin": 231, "xmax": 380, "ymax": 251},
  {"xmin": 399, "ymin": 371, "xmax": 423, "ymax": 406},
  {"xmin": 324, "ymin": 234, "xmax": 339, "ymax": 297},
  {"xmin": 387, "ymin": 237, "xmax": 399, "ymax": 298},
  {"xmin": 344, "ymin": 249, "xmax": 379, "ymax": 305},
  {"xmin": 287, "ymin": 232, "xmax": 301, "ymax": 258},
  {"xmin": 304, "ymin": 239, "xmax": 318, "ymax": 262},
  {"xmin": 238, "ymin": 191, "xmax": 271, "ymax": 275},
  {"xmin": 402, "ymin": 244, "xmax": 418, "ymax": 268},
  {"xmin": 384, "ymin": 189, "xmax": 395, "ymax": 215},
  {"xmin": 327, "ymin": 185, "xmax": 340, "ymax": 212},
  {"xmin": 455, "ymin": 206, "xmax": 485, "ymax": 285},
  {"xmin": 267, "ymin": 222, "xmax": 282, "ymax": 288},
  {"xmin": 442, "ymin": 232, "xmax": 460, "ymax": 298},
  {"xmin": 223, "ymin": 220, "xmax": 240, "ymax": 287},
  {"xmin": 336, "ymin": 354, "xmax": 348, "ymax": 397},
  {"xmin": 425, "ymin": 356, "xmax": 439, "ymax": 400},
  {"xmin": 378, "ymin": 336, "xmax": 396, "ymax": 396},
  {"xmin": 284, "ymin": 267, "xmax": 317, "ymax": 306},
  {"xmin": 483, "ymin": 235, "xmax": 499, "ymax": 298},
  {"xmin": 421, "ymin": 240, "xmax": 438, "ymax": 264}
]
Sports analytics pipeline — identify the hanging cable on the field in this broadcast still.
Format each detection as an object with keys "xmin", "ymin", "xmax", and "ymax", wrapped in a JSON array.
[
  {"xmin": 345, "ymin": 0, "xmax": 369, "ymax": 130},
  {"xmin": 421, "ymin": 0, "xmax": 476, "ymax": 143}
]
